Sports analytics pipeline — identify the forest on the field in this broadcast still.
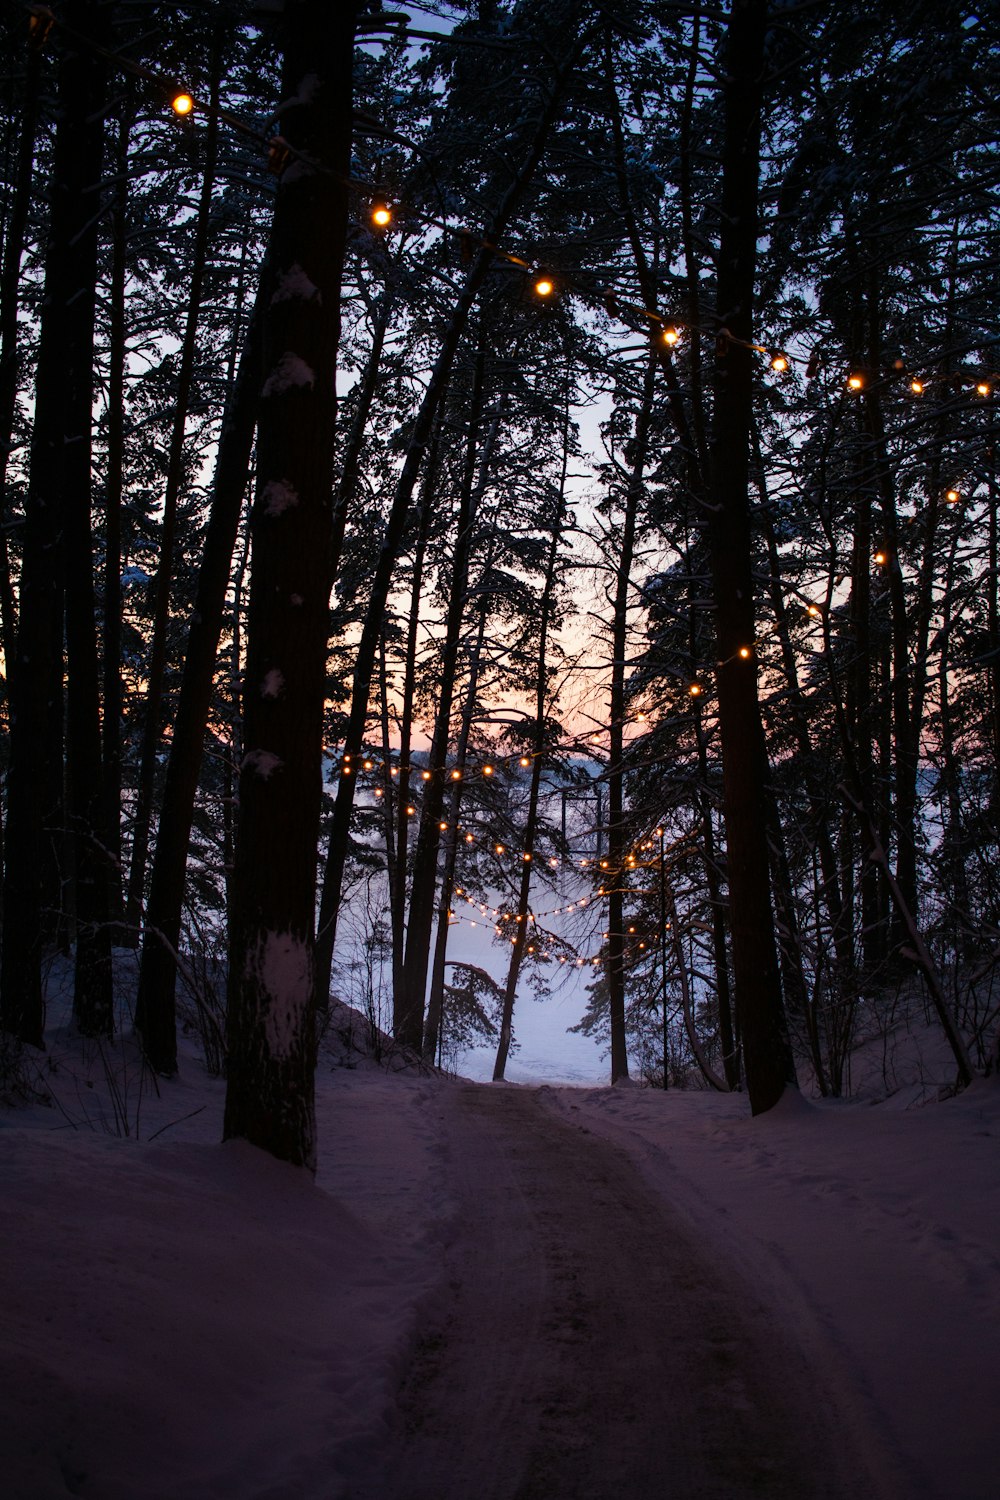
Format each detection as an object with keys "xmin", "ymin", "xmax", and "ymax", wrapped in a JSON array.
[{"xmin": 1, "ymin": 0, "xmax": 999, "ymax": 1171}]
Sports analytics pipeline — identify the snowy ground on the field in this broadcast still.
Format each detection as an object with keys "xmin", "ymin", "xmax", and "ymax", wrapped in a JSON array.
[{"xmin": 2, "ymin": 969, "xmax": 999, "ymax": 1498}]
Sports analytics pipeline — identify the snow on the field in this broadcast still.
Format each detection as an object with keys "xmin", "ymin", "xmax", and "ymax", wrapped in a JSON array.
[
  {"xmin": 240, "ymin": 748, "xmax": 283, "ymax": 779},
  {"xmin": 260, "ymin": 478, "xmax": 299, "ymax": 516},
  {"xmin": 252, "ymin": 931, "xmax": 312, "ymax": 1060},
  {"xmin": 2, "ymin": 969, "xmax": 998, "ymax": 1498},
  {"xmin": 261, "ymin": 354, "xmax": 315, "ymax": 399},
  {"xmin": 271, "ymin": 265, "xmax": 321, "ymax": 304}
]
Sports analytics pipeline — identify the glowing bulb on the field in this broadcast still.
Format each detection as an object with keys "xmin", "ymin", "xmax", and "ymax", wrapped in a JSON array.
[
  {"xmin": 522, "ymin": 852, "xmax": 532, "ymax": 862},
  {"xmin": 688, "ymin": 682, "xmax": 702, "ymax": 697},
  {"xmin": 847, "ymin": 373, "xmax": 864, "ymax": 391},
  {"xmin": 520, "ymin": 756, "xmax": 530, "ymax": 767},
  {"xmin": 390, "ymin": 766, "xmax": 398, "ymax": 776},
  {"xmin": 451, "ymin": 768, "xmax": 462, "ymax": 780},
  {"xmin": 739, "ymin": 645, "xmax": 752, "ymax": 660},
  {"xmin": 495, "ymin": 844, "xmax": 505, "ymax": 855},
  {"xmin": 421, "ymin": 770, "xmax": 431, "ymax": 781},
  {"xmin": 873, "ymin": 550, "xmax": 888, "ymax": 566},
  {"xmin": 439, "ymin": 821, "xmax": 448, "ymax": 832},
  {"xmin": 662, "ymin": 327, "xmax": 679, "ymax": 346},
  {"xmin": 770, "ymin": 354, "xmax": 789, "ymax": 373},
  {"xmin": 910, "ymin": 379, "xmax": 924, "ymax": 395},
  {"xmin": 534, "ymin": 275, "xmax": 554, "ymax": 298},
  {"xmin": 374, "ymin": 788, "xmax": 383, "ymax": 798},
  {"xmin": 976, "ymin": 382, "xmax": 991, "ymax": 397},
  {"xmin": 946, "ymin": 489, "xmax": 960, "ymax": 504},
  {"xmin": 406, "ymin": 805, "xmax": 415, "ymax": 815},
  {"xmin": 371, "ymin": 203, "xmax": 392, "ymax": 228},
  {"xmin": 363, "ymin": 759, "xmax": 373, "ymax": 770},
  {"xmin": 807, "ymin": 603, "xmax": 822, "ymax": 618},
  {"xmin": 171, "ymin": 92, "xmax": 195, "ymax": 117},
  {"xmin": 465, "ymin": 833, "xmax": 474, "ymax": 843},
  {"xmin": 483, "ymin": 764, "xmax": 494, "ymax": 776}
]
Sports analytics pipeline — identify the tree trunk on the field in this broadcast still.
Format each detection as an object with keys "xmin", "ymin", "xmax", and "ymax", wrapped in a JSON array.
[
  {"xmin": 705, "ymin": 0, "xmax": 797, "ymax": 1114},
  {"xmin": 135, "ymin": 270, "xmax": 268, "ymax": 1073},
  {"xmin": 224, "ymin": 0, "xmax": 357, "ymax": 1170},
  {"xmin": 125, "ymin": 45, "xmax": 222, "ymax": 942},
  {"xmin": 312, "ymin": 37, "xmax": 582, "ymax": 1002},
  {"xmin": 2, "ymin": 0, "xmax": 109, "ymax": 1044},
  {"xmin": 395, "ymin": 340, "xmax": 491, "ymax": 1050}
]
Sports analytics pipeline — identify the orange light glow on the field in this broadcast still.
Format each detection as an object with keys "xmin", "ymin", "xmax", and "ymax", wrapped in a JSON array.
[
  {"xmin": 847, "ymin": 373, "xmax": 864, "ymax": 391},
  {"xmin": 534, "ymin": 276, "xmax": 554, "ymax": 298},
  {"xmin": 171, "ymin": 92, "xmax": 195, "ymax": 117},
  {"xmin": 770, "ymin": 354, "xmax": 789, "ymax": 373},
  {"xmin": 371, "ymin": 203, "xmax": 392, "ymax": 228}
]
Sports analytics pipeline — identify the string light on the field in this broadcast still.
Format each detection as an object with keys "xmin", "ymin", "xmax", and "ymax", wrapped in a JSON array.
[
  {"xmin": 873, "ymin": 549, "xmax": 889, "ymax": 566},
  {"xmin": 688, "ymin": 682, "xmax": 703, "ymax": 697},
  {"xmin": 910, "ymin": 379, "xmax": 924, "ymax": 394},
  {"xmin": 738, "ymin": 645, "xmax": 753, "ymax": 660},
  {"xmin": 847, "ymin": 373, "xmax": 865, "ymax": 391},
  {"xmin": 662, "ymin": 327, "xmax": 680, "ymax": 346},
  {"xmin": 371, "ymin": 201, "xmax": 392, "ymax": 228},
  {"xmin": 171, "ymin": 91, "xmax": 194, "ymax": 116},
  {"xmin": 534, "ymin": 273, "xmax": 555, "ymax": 298},
  {"xmin": 770, "ymin": 354, "xmax": 789, "ymax": 373},
  {"xmin": 946, "ymin": 489, "xmax": 960, "ymax": 504}
]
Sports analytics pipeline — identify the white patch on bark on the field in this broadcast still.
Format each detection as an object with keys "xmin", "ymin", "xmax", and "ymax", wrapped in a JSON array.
[
  {"xmin": 242, "ymin": 748, "xmax": 283, "ymax": 779},
  {"xmin": 261, "ymin": 479, "xmax": 299, "ymax": 516},
  {"xmin": 261, "ymin": 353, "xmax": 315, "ymax": 398},
  {"xmin": 246, "ymin": 931, "xmax": 312, "ymax": 1060},
  {"xmin": 272, "ymin": 264, "xmax": 321, "ymax": 304},
  {"xmin": 261, "ymin": 669, "xmax": 284, "ymax": 699}
]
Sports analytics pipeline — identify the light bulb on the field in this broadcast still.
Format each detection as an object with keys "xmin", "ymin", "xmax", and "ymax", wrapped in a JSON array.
[
  {"xmin": 171, "ymin": 92, "xmax": 195, "ymax": 117},
  {"xmin": 371, "ymin": 203, "xmax": 392, "ymax": 228},
  {"xmin": 847, "ymin": 373, "xmax": 864, "ymax": 391}
]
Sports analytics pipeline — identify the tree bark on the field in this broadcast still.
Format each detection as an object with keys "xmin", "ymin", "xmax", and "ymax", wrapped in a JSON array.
[
  {"xmin": 2, "ymin": 0, "xmax": 109, "ymax": 1043},
  {"xmin": 705, "ymin": 0, "xmax": 797, "ymax": 1114},
  {"xmin": 223, "ymin": 0, "xmax": 357, "ymax": 1170},
  {"xmin": 135, "ymin": 271, "xmax": 268, "ymax": 1073}
]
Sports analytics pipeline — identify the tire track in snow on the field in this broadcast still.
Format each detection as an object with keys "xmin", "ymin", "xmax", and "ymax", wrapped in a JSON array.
[{"xmin": 360, "ymin": 1084, "xmax": 865, "ymax": 1500}]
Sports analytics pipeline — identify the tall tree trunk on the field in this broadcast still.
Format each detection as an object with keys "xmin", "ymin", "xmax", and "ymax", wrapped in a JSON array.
[
  {"xmin": 312, "ymin": 37, "xmax": 582, "ymax": 1002},
  {"xmin": 2, "ymin": 0, "xmax": 108, "ymax": 1043},
  {"xmin": 125, "ymin": 45, "xmax": 222, "ymax": 941},
  {"xmin": 705, "ymin": 0, "xmax": 797, "ymax": 1114},
  {"xmin": 424, "ymin": 602, "xmax": 490, "ymax": 1062},
  {"xmin": 135, "ymin": 271, "xmax": 268, "ymax": 1073},
  {"xmin": 492, "ymin": 473, "xmax": 567, "ymax": 1081},
  {"xmin": 395, "ymin": 340, "xmax": 492, "ymax": 1050},
  {"xmin": 604, "ymin": 351, "xmax": 657, "ymax": 1084},
  {"xmin": 224, "ymin": 0, "xmax": 357, "ymax": 1170},
  {"xmin": 101, "ymin": 95, "xmax": 134, "ymax": 937},
  {"xmin": 0, "ymin": 38, "xmax": 42, "ymax": 662}
]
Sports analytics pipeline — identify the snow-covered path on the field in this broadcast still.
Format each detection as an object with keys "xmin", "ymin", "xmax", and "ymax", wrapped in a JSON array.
[{"xmin": 358, "ymin": 1084, "xmax": 864, "ymax": 1500}]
